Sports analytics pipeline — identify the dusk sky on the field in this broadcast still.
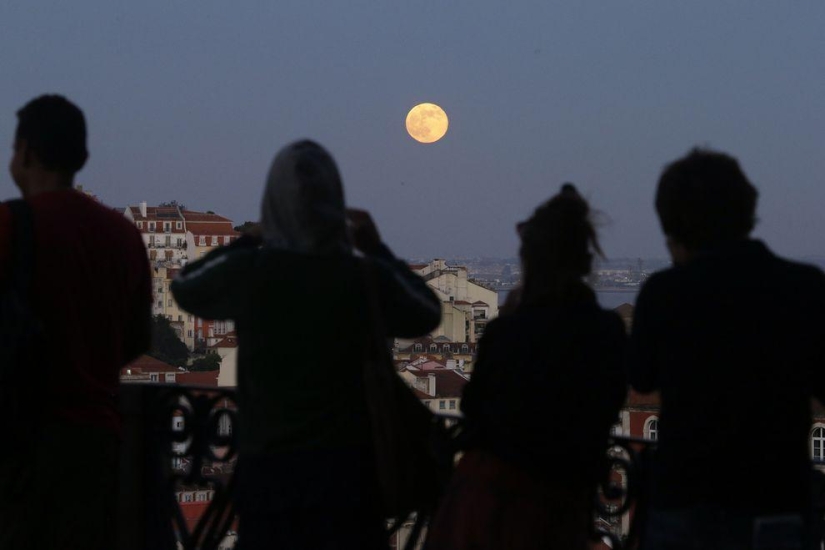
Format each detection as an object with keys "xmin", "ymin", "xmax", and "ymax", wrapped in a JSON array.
[{"xmin": 2, "ymin": 2, "xmax": 824, "ymax": 260}]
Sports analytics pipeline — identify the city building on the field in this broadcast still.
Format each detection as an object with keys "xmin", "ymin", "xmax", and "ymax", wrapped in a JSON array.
[
  {"xmin": 120, "ymin": 355, "xmax": 182, "ymax": 384},
  {"xmin": 152, "ymin": 266, "xmax": 196, "ymax": 350},
  {"xmin": 209, "ymin": 333, "xmax": 239, "ymax": 387},
  {"xmin": 183, "ymin": 210, "xmax": 239, "ymax": 260},
  {"xmin": 410, "ymin": 259, "xmax": 499, "ymax": 343},
  {"xmin": 124, "ymin": 202, "xmax": 188, "ymax": 265},
  {"xmin": 123, "ymin": 202, "xmax": 240, "ymax": 352},
  {"xmin": 394, "ymin": 335, "xmax": 477, "ymax": 372},
  {"xmin": 398, "ymin": 357, "xmax": 469, "ymax": 415}
]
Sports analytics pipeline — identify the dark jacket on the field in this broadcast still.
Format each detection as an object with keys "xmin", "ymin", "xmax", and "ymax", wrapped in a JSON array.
[
  {"xmin": 629, "ymin": 240, "xmax": 825, "ymax": 513},
  {"xmin": 172, "ymin": 240, "xmax": 441, "ymax": 455},
  {"xmin": 461, "ymin": 290, "xmax": 627, "ymax": 486}
]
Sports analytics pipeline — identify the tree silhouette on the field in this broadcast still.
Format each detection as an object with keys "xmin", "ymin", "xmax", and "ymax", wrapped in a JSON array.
[
  {"xmin": 149, "ymin": 314, "xmax": 189, "ymax": 367},
  {"xmin": 190, "ymin": 353, "xmax": 222, "ymax": 371}
]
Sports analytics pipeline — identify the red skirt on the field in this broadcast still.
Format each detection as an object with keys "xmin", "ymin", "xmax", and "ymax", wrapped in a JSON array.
[{"xmin": 425, "ymin": 450, "xmax": 593, "ymax": 550}]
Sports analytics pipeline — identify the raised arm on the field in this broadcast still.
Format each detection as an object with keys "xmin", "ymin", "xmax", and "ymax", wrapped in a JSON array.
[
  {"xmin": 171, "ymin": 242, "xmax": 256, "ymax": 321},
  {"xmin": 348, "ymin": 208, "xmax": 441, "ymax": 337}
]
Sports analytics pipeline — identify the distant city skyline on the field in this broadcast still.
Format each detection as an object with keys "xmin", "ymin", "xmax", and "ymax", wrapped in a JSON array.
[{"xmin": 2, "ymin": 2, "xmax": 824, "ymax": 260}]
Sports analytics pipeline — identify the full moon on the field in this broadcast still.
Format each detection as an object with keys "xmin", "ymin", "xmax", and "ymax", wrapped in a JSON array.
[{"xmin": 406, "ymin": 103, "xmax": 449, "ymax": 144}]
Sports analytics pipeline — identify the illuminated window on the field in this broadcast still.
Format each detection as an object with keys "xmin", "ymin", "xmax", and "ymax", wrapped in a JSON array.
[
  {"xmin": 644, "ymin": 417, "xmax": 659, "ymax": 441},
  {"xmin": 812, "ymin": 427, "xmax": 825, "ymax": 461}
]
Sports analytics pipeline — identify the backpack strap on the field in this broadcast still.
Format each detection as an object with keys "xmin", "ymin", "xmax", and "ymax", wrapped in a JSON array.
[{"xmin": 5, "ymin": 200, "xmax": 35, "ymax": 294}]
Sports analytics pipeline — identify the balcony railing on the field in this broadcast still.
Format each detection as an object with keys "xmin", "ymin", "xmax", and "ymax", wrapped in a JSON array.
[
  {"xmin": 117, "ymin": 384, "xmax": 825, "ymax": 550},
  {"xmin": 118, "ymin": 384, "xmax": 238, "ymax": 550}
]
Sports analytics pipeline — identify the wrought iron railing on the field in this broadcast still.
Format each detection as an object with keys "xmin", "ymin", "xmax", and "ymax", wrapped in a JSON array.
[
  {"xmin": 120, "ymin": 385, "xmax": 825, "ymax": 550},
  {"xmin": 118, "ymin": 386, "xmax": 654, "ymax": 550},
  {"xmin": 118, "ymin": 383, "xmax": 238, "ymax": 550}
]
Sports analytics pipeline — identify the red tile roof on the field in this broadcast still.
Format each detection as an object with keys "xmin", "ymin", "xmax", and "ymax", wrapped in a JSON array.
[
  {"xmin": 176, "ymin": 371, "xmax": 220, "ymax": 386},
  {"xmin": 122, "ymin": 355, "xmax": 179, "ymax": 374},
  {"xmin": 129, "ymin": 206, "xmax": 184, "ymax": 222},
  {"xmin": 186, "ymin": 222, "xmax": 239, "ymax": 237},
  {"xmin": 209, "ymin": 335, "xmax": 238, "ymax": 349},
  {"xmin": 182, "ymin": 210, "xmax": 233, "ymax": 223},
  {"xmin": 625, "ymin": 389, "xmax": 660, "ymax": 407},
  {"xmin": 412, "ymin": 388, "xmax": 432, "ymax": 400},
  {"xmin": 428, "ymin": 369, "xmax": 468, "ymax": 398}
]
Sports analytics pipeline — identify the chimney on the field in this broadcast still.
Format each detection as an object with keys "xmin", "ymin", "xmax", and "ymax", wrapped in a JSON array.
[{"xmin": 139, "ymin": 201, "xmax": 147, "ymax": 218}]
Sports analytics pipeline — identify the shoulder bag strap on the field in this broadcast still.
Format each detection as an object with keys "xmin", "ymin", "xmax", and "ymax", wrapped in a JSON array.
[{"xmin": 6, "ymin": 200, "xmax": 35, "ymax": 294}]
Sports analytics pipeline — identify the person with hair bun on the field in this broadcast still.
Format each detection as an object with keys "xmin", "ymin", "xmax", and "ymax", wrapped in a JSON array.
[{"xmin": 425, "ymin": 185, "xmax": 627, "ymax": 550}]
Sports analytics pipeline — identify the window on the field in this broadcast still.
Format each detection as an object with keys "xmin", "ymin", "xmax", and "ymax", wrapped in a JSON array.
[
  {"xmin": 439, "ymin": 400, "xmax": 445, "ymax": 410},
  {"xmin": 165, "ymin": 373, "xmax": 176, "ymax": 383},
  {"xmin": 173, "ymin": 417, "xmax": 184, "ymax": 431},
  {"xmin": 211, "ymin": 236, "xmax": 218, "ymax": 246},
  {"xmin": 165, "ymin": 235, "xmax": 171, "ymax": 246},
  {"xmin": 176, "ymin": 221, "xmax": 182, "ymax": 229},
  {"xmin": 812, "ymin": 427, "xmax": 825, "ymax": 461},
  {"xmin": 644, "ymin": 417, "xmax": 659, "ymax": 441},
  {"xmin": 218, "ymin": 415, "xmax": 233, "ymax": 436},
  {"xmin": 461, "ymin": 344, "xmax": 469, "ymax": 353},
  {"xmin": 188, "ymin": 315, "xmax": 193, "ymax": 322},
  {"xmin": 178, "ymin": 315, "xmax": 182, "ymax": 321},
  {"xmin": 429, "ymin": 344, "xmax": 438, "ymax": 353},
  {"xmin": 224, "ymin": 236, "xmax": 231, "ymax": 245},
  {"xmin": 150, "ymin": 373, "xmax": 159, "ymax": 382},
  {"xmin": 413, "ymin": 343, "xmax": 423, "ymax": 352},
  {"xmin": 156, "ymin": 300, "xmax": 162, "ymax": 308},
  {"xmin": 443, "ymin": 344, "xmax": 451, "ymax": 353},
  {"xmin": 164, "ymin": 222, "xmax": 171, "ymax": 233},
  {"xmin": 183, "ymin": 493, "xmax": 193, "ymax": 503},
  {"xmin": 157, "ymin": 286, "xmax": 163, "ymax": 294},
  {"xmin": 199, "ymin": 236, "xmax": 206, "ymax": 246},
  {"xmin": 196, "ymin": 492, "xmax": 208, "ymax": 502},
  {"xmin": 137, "ymin": 221, "xmax": 143, "ymax": 229},
  {"xmin": 187, "ymin": 329, "xmax": 193, "ymax": 338},
  {"xmin": 168, "ymin": 299, "xmax": 173, "ymax": 307},
  {"xmin": 449, "ymin": 400, "xmax": 456, "ymax": 410},
  {"xmin": 148, "ymin": 222, "xmax": 155, "ymax": 232}
]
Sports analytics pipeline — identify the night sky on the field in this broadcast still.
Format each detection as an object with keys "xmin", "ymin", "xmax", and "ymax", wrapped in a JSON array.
[{"xmin": 2, "ymin": 1, "xmax": 824, "ymax": 260}]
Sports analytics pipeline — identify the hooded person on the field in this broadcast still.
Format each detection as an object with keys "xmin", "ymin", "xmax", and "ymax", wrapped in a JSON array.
[{"xmin": 172, "ymin": 139, "xmax": 441, "ymax": 550}]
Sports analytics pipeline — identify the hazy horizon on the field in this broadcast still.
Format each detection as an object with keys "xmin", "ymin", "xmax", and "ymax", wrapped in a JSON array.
[{"xmin": 2, "ymin": 2, "xmax": 824, "ymax": 260}]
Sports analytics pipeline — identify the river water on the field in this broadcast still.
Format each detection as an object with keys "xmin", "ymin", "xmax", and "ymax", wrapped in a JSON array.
[{"xmin": 497, "ymin": 289, "xmax": 638, "ymax": 310}]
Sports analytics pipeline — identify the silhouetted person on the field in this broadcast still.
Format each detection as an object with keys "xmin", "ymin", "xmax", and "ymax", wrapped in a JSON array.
[
  {"xmin": 629, "ymin": 148, "xmax": 825, "ymax": 550},
  {"xmin": 171, "ymin": 140, "xmax": 441, "ymax": 550},
  {"xmin": 425, "ymin": 185, "xmax": 627, "ymax": 550},
  {"xmin": 0, "ymin": 95, "xmax": 152, "ymax": 549}
]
